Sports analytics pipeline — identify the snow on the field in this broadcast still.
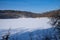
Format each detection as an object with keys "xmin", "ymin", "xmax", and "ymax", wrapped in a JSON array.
[
  {"xmin": 0, "ymin": 17, "xmax": 51, "ymax": 31},
  {"xmin": 0, "ymin": 17, "xmax": 52, "ymax": 38}
]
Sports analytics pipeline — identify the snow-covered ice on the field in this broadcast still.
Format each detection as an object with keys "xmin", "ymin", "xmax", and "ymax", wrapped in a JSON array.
[{"xmin": 0, "ymin": 17, "xmax": 52, "ymax": 30}]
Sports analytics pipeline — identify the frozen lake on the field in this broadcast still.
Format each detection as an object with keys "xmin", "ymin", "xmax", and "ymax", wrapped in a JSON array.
[{"xmin": 0, "ymin": 18, "xmax": 52, "ymax": 31}]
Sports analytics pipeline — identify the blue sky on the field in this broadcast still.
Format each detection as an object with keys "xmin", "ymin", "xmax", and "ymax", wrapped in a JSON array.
[{"xmin": 0, "ymin": 0, "xmax": 60, "ymax": 13}]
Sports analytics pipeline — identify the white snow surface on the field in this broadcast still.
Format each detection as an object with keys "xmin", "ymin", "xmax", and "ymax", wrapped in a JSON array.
[{"xmin": 0, "ymin": 17, "xmax": 52, "ymax": 31}]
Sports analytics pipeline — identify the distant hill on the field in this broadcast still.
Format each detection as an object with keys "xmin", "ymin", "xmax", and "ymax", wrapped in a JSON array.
[{"xmin": 0, "ymin": 9, "xmax": 60, "ymax": 19}]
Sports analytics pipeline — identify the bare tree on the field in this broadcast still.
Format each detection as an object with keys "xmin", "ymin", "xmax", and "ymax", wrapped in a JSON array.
[
  {"xmin": 1, "ymin": 28, "xmax": 11, "ymax": 40},
  {"xmin": 50, "ymin": 12, "xmax": 60, "ymax": 40}
]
